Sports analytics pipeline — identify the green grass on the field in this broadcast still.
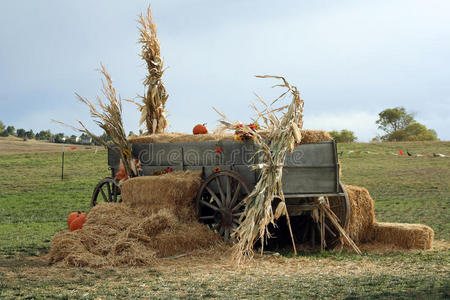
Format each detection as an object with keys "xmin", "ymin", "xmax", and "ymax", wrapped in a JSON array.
[
  {"xmin": 338, "ymin": 141, "xmax": 450, "ymax": 240},
  {"xmin": 0, "ymin": 150, "xmax": 109, "ymax": 256},
  {"xmin": 0, "ymin": 141, "xmax": 449, "ymax": 299}
]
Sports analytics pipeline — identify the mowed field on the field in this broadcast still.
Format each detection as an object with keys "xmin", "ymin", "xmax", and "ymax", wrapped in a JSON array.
[{"xmin": 0, "ymin": 139, "xmax": 449, "ymax": 299}]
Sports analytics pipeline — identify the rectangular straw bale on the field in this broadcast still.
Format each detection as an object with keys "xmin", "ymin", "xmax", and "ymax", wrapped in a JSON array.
[
  {"xmin": 128, "ymin": 130, "xmax": 332, "ymax": 145},
  {"xmin": 372, "ymin": 222, "xmax": 434, "ymax": 250},
  {"xmin": 344, "ymin": 185, "xmax": 376, "ymax": 243},
  {"xmin": 120, "ymin": 170, "xmax": 202, "ymax": 221}
]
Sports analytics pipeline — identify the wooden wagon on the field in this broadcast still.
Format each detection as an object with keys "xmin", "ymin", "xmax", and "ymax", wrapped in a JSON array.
[{"xmin": 92, "ymin": 139, "xmax": 349, "ymax": 247}]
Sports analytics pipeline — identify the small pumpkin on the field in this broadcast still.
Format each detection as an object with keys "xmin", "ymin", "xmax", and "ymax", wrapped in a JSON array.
[
  {"xmin": 193, "ymin": 124, "xmax": 208, "ymax": 135},
  {"xmin": 67, "ymin": 211, "xmax": 81, "ymax": 228},
  {"xmin": 69, "ymin": 212, "xmax": 87, "ymax": 232}
]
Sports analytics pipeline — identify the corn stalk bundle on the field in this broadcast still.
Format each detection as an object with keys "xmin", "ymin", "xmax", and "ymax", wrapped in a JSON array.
[
  {"xmin": 132, "ymin": 6, "xmax": 168, "ymax": 134},
  {"xmin": 54, "ymin": 64, "xmax": 138, "ymax": 178},
  {"xmin": 216, "ymin": 75, "xmax": 304, "ymax": 263}
]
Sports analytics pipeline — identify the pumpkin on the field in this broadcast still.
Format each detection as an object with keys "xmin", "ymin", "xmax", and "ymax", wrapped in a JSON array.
[
  {"xmin": 193, "ymin": 124, "xmax": 208, "ymax": 135},
  {"xmin": 115, "ymin": 166, "xmax": 128, "ymax": 181},
  {"xmin": 67, "ymin": 211, "xmax": 81, "ymax": 228},
  {"xmin": 69, "ymin": 212, "xmax": 87, "ymax": 232}
]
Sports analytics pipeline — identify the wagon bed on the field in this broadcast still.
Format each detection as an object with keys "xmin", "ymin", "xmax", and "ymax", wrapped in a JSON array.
[{"xmin": 94, "ymin": 139, "xmax": 349, "ymax": 247}]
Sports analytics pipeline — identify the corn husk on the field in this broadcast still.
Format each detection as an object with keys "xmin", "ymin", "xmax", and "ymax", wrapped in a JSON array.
[
  {"xmin": 128, "ymin": 6, "xmax": 168, "ymax": 134},
  {"xmin": 216, "ymin": 75, "xmax": 305, "ymax": 262},
  {"xmin": 54, "ymin": 64, "xmax": 137, "ymax": 178}
]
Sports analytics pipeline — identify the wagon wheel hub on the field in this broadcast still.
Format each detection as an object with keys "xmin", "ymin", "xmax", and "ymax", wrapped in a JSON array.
[{"xmin": 220, "ymin": 208, "xmax": 233, "ymax": 228}]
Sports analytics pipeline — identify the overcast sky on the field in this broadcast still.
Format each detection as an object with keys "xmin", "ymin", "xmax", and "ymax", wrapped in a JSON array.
[{"xmin": 0, "ymin": 0, "xmax": 449, "ymax": 141}]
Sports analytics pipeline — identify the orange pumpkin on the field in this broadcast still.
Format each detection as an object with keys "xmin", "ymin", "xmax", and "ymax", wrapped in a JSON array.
[
  {"xmin": 67, "ymin": 211, "xmax": 81, "ymax": 228},
  {"xmin": 193, "ymin": 124, "xmax": 208, "ymax": 135},
  {"xmin": 69, "ymin": 213, "xmax": 87, "ymax": 232}
]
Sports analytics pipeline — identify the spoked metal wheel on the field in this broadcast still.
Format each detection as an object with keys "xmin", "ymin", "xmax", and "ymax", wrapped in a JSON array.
[
  {"xmin": 91, "ymin": 177, "xmax": 121, "ymax": 207},
  {"xmin": 195, "ymin": 170, "xmax": 250, "ymax": 240}
]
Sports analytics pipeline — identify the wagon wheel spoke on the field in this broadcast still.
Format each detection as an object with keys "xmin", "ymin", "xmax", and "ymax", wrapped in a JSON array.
[
  {"xmin": 205, "ymin": 186, "xmax": 223, "ymax": 208},
  {"xmin": 224, "ymin": 228, "xmax": 230, "ymax": 240},
  {"xmin": 99, "ymin": 186, "xmax": 108, "ymax": 202},
  {"xmin": 106, "ymin": 183, "xmax": 112, "ymax": 201},
  {"xmin": 200, "ymin": 200, "xmax": 220, "ymax": 211},
  {"xmin": 229, "ymin": 182, "xmax": 241, "ymax": 209},
  {"xmin": 219, "ymin": 226, "xmax": 225, "ymax": 236},
  {"xmin": 199, "ymin": 215, "xmax": 215, "ymax": 221},
  {"xmin": 215, "ymin": 177, "xmax": 226, "ymax": 203},
  {"xmin": 113, "ymin": 185, "xmax": 118, "ymax": 202},
  {"xmin": 225, "ymin": 176, "xmax": 232, "ymax": 206},
  {"xmin": 324, "ymin": 223, "xmax": 337, "ymax": 238}
]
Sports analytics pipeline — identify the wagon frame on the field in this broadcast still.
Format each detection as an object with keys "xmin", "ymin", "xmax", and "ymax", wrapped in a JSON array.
[{"xmin": 92, "ymin": 139, "xmax": 349, "ymax": 248}]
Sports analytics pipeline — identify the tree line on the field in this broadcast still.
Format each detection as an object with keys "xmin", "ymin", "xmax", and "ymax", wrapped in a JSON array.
[
  {"xmin": 0, "ymin": 121, "xmax": 116, "ymax": 144},
  {"xmin": 326, "ymin": 107, "xmax": 437, "ymax": 143},
  {"xmin": 1, "ymin": 107, "xmax": 438, "ymax": 144}
]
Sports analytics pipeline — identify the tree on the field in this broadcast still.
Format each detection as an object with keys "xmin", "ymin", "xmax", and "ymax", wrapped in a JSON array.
[
  {"xmin": 25, "ymin": 129, "xmax": 35, "ymax": 139},
  {"xmin": 0, "ymin": 121, "xmax": 7, "ymax": 137},
  {"xmin": 376, "ymin": 107, "xmax": 414, "ymax": 135},
  {"xmin": 329, "ymin": 129, "xmax": 357, "ymax": 143},
  {"xmin": 16, "ymin": 128, "xmax": 26, "ymax": 138},
  {"xmin": 36, "ymin": 130, "xmax": 51, "ymax": 141},
  {"xmin": 376, "ymin": 107, "xmax": 438, "ymax": 141},
  {"xmin": 53, "ymin": 133, "xmax": 65, "ymax": 143},
  {"xmin": 6, "ymin": 126, "xmax": 15, "ymax": 136}
]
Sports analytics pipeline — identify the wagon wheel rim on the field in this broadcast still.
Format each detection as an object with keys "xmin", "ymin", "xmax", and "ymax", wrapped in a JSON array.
[
  {"xmin": 91, "ymin": 177, "xmax": 122, "ymax": 207},
  {"xmin": 196, "ymin": 170, "xmax": 250, "ymax": 241}
]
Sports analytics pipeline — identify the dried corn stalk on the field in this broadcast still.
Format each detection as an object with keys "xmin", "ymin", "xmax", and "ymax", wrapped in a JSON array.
[
  {"xmin": 132, "ymin": 6, "xmax": 168, "ymax": 134},
  {"xmin": 54, "ymin": 64, "xmax": 137, "ymax": 178},
  {"xmin": 217, "ymin": 75, "xmax": 304, "ymax": 263}
]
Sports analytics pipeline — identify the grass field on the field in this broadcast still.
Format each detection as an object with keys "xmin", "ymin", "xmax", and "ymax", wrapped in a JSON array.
[{"xmin": 0, "ymin": 140, "xmax": 449, "ymax": 299}]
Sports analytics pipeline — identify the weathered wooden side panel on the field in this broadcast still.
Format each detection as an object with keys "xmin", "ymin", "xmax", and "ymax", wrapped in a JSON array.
[{"xmin": 108, "ymin": 140, "xmax": 339, "ymax": 195}]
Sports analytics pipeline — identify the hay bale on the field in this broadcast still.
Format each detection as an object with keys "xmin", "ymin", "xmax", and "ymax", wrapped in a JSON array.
[
  {"xmin": 344, "ymin": 185, "xmax": 376, "ymax": 243},
  {"xmin": 48, "ymin": 171, "xmax": 220, "ymax": 267},
  {"xmin": 298, "ymin": 130, "xmax": 333, "ymax": 144},
  {"xmin": 372, "ymin": 222, "xmax": 434, "ymax": 250},
  {"xmin": 148, "ymin": 221, "xmax": 221, "ymax": 257},
  {"xmin": 128, "ymin": 130, "xmax": 332, "ymax": 145},
  {"xmin": 120, "ymin": 170, "xmax": 202, "ymax": 222}
]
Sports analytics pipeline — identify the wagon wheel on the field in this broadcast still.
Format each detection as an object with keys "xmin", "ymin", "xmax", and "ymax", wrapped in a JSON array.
[
  {"xmin": 195, "ymin": 170, "xmax": 250, "ymax": 241},
  {"xmin": 91, "ymin": 177, "xmax": 121, "ymax": 207},
  {"xmin": 290, "ymin": 183, "xmax": 350, "ymax": 249}
]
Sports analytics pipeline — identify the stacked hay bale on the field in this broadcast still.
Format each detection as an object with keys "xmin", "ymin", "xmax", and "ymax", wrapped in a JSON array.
[
  {"xmin": 48, "ymin": 171, "xmax": 220, "ymax": 267},
  {"xmin": 344, "ymin": 185, "xmax": 434, "ymax": 250}
]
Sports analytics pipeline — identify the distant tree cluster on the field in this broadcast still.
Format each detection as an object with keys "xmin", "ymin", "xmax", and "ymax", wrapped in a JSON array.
[
  {"xmin": 0, "ymin": 120, "xmax": 112, "ymax": 145},
  {"xmin": 375, "ymin": 107, "xmax": 438, "ymax": 142},
  {"xmin": 329, "ymin": 129, "xmax": 357, "ymax": 143}
]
